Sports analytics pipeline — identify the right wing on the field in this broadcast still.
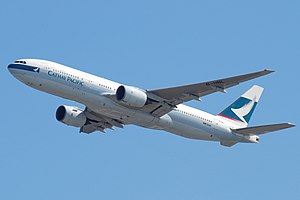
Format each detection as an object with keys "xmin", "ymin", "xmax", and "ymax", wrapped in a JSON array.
[
  {"xmin": 143, "ymin": 69, "xmax": 273, "ymax": 116},
  {"xmin": 231, "ymin": 123, "xmax": 295, "ymax": 136}
]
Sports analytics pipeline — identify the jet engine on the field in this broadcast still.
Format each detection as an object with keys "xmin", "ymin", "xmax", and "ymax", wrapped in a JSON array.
[
  {"xmin": 116, "ymin": 85, "xmax": 147, "ymax": 107},
  {"xmin": 56, "ymin": 105, "xmax": 86, "ymax": 127}
]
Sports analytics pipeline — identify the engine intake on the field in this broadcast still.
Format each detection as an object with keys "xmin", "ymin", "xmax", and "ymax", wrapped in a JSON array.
[
  {"xmin": 56, "ymin": 105, "xmax": 86, "ymax": 127},
  {"xmin": 116, "ymin": 85, "xmax": 147, "ymax": 107}
]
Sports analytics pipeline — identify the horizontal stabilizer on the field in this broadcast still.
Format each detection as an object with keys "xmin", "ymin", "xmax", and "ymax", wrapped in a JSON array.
[{"xmin": 231, "ymin": 123, "xmax": 295, "ymax": 136}]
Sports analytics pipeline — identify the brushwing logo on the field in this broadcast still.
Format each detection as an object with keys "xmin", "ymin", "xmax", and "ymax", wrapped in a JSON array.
[
  {"xmin": 218, "ymin": 96, "xmax": 258, "ymax": 123},
  {"xmin": 33, "ymin": 67, "xmax": 40, "ymax": 73},
  {"xmin": 231, "ymin": 97, "xmax": 256, "ymax": 123}
]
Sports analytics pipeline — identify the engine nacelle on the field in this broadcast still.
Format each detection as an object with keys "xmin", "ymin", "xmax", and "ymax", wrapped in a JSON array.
[
  {"xmin": 56, "ymin": 105, "xmax": 86, "ymax": 127},
  {"xmin": 116, "ymin": 85, "xmax": 147, "ymax": 107}
]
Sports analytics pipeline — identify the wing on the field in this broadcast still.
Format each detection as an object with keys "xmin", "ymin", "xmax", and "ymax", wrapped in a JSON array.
[
  {"xmin": 143, "ymin": 69, "xmax": 274, "ymax": 116},
  {"xmin": 231, "ymin": 123, "xmax": 295, "ymax": 136},
  {"xmin": 80, "ymin": 107, "xmax": 124, "ymax": 134}
]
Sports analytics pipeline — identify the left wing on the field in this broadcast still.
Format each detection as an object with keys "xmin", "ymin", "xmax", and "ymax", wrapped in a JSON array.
[
  {"xmin": 143, "ymin": 69, "xmax": 273, "ymax": 116},
  {"xmin": 80, "ymin": 107, "xmax": 124, "ymax": 134},
  {"xmin": 231, "ymin": 123, "xmax": 295, "ymax": 136}
]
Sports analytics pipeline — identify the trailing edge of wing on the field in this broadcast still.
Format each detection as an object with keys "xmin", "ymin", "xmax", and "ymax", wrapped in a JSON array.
[{"xmin": 231, "ymin": 123, "xmax": 295, "ymax": 136}]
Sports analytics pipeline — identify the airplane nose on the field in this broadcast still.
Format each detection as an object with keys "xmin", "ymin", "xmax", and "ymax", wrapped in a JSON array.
[
  {"xmin": 7, "ymin": 63, "xmax": 26, "ymax": 75},
  {"xmin": 8, "ymin": 62, "xmax": 41, "ymax": 79},
  {"xmin": 7, "ymin": 64, "xmax": 14, "ymax": 74}
]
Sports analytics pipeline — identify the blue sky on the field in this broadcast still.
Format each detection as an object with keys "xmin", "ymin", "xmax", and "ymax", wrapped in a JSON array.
[{"xmin": 1, "ymin": 0, "xmax": 299, "ymax": 199}]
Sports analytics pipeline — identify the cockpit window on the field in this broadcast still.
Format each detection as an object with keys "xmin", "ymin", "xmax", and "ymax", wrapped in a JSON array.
[{"xmin": 14, "ymin": 60, "xmax": 26, "ymax": 64}]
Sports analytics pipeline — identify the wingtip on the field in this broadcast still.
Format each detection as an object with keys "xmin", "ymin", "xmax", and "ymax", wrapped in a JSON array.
[
  {"xmin": 264, "ymin": 69, "xmax": 275, "ymax": 73},
  {"xmin": 287, "ymin": 123, "xmax": 296, "ymax": 127}
]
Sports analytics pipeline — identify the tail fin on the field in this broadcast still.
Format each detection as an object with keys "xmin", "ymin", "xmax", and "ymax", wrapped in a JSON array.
[{"xmin": 217, "ymin": 85, "xmax": 264, "ymax": 127}]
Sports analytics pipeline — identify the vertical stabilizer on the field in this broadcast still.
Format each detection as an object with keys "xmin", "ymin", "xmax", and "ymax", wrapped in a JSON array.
[{"xmin": 217, "ymin": 85, "xmax": 264, "ymax": 127}]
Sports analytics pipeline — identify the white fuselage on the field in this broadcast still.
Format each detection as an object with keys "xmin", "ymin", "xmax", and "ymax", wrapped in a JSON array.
[{"xmin": 8, "ymin": 59, "xmax": 256, "ymax": 144}]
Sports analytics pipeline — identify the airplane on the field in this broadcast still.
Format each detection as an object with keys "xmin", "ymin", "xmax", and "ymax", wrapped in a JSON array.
[{"xmin": 8, "ymin": 59, "xmax": 295, "ymax": 147}]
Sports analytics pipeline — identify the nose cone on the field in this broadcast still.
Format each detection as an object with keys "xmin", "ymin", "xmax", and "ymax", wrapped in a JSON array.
[
  {"xmin": 8, "ymin": 61, "xmax": 41, "ymax": 87},
  {"xmin": 8, "ymin": 63, "xmax": 14, "ymax": 73},
  {"xmin": 8, "ymin": 63, "xmax": 26, "ymax": 82},
  {"xmin": 8, "ymin": 63, "xmax": 20, "ymax": 75}
]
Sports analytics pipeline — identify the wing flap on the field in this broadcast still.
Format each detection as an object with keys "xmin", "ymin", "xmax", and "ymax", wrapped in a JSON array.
[
  {"xmin": 80, "ymin": 124, "xmax": 97, "ymax": 134},
  {"xmin": 231, "ymin": 123, "xmax": 295, "ymax": 136},
  {"xmin": 79, "ymin": 107, "xmax": 124, "ymax": 134}
]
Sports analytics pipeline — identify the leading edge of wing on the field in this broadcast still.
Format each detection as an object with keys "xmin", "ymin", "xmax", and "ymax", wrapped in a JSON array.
[{"xmin": 148, "ymin": 69, "xmax": 274, "ymax": 101}]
